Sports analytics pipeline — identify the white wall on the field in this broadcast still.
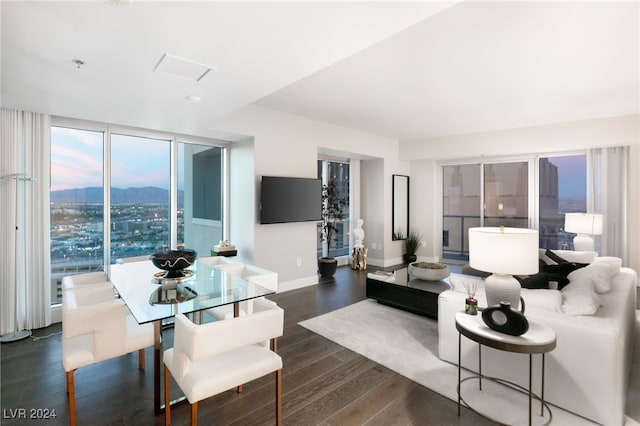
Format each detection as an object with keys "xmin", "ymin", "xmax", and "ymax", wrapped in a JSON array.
[
  {"xmin": 214, "ymin": 105, "xmax": 408, "ymax": 290},
  {"xmin": 228, "ymin": 137, "xmax": 255, "ymax": 264},
  {"xmin": 409, "ymin": 158, "xmax": 440, "ymax": 262},
  {"xmin": 361, "ymin": 159, "xmax": 385, "ymax": 266},
  {"xmin": 629, "ymin": 142, "xmax": 640, "ymax": 273},
  {"xmin": 402, "ymin": 114, "xmax": 640, "ymax": 273},
  {"xmin": 400, "ymin": 115, "xmax": 639, "ymax": 160}
]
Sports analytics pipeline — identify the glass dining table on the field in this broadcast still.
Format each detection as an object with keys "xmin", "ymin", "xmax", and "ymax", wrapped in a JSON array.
[{"xmin": 109, "ymin": 259, "xmax": 275, "ymax": 415}]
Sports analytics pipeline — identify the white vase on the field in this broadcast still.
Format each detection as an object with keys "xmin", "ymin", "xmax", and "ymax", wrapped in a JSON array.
[{"xmin": 484, "ymin": 273, "xmax": 522, "ymax": 310}]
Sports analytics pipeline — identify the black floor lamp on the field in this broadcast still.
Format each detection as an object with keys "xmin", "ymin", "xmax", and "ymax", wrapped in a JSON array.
[{"xmin": 0, "ymin": 172, "xmax": 36, "ymax": 342}]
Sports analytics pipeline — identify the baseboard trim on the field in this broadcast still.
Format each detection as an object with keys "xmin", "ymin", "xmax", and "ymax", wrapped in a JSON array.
[{"xmin": 277, "ymin": 275, "xmax": 319, "ymax": 293}]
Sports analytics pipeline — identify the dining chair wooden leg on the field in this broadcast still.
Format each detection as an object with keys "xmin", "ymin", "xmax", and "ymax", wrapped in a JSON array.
[
  {"xmin": 138, "ymin": 349, "xmax": 145, "ymax": 370},
  {"xmin": 66, "ymin": 370, "xmax": 76, "ymax": 426},
  {"xmin": 275, "ymin": 368, "xmax": 282, "ymax": 426},
  {"xmin": 190, "ymin": 402, "xmax": 198, "ymax": 426},
  {"xmin": 164, "ymin": 365, "xmax": 171, "ymax": 426}
]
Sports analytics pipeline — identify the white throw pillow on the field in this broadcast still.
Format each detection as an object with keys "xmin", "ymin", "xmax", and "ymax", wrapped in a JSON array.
[
  {"xmin": 567, "ymin": 262, "xmax": 611, "ymax": 293},
  {"xmin": 592, "ymin": 257, "xmax": 622, "ymax": 278},
  {"xmin": 561, "ymin": 285, "xmax": 601, "ymax": 315},
  {"xmin": 562, "ymin": 278, "xmax": 596, "ymax": 293}
]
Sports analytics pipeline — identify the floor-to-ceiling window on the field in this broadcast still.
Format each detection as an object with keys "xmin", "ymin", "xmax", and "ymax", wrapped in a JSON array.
[
  {"xmin": 442, "ymin": 164, "xmax": 481, "ymax": 261},
  {"xmin": 317, "ymin": 159, "xmax": 350, "ymax": 258},
  {"xmin": 483, "ymin": 161, "xmax": 530, "ymax": 228},
  {"xmin": 50, "ymin": 122, "xmax": 225, "ymax": 304},
  {"xmin": 50, "ymin": 126, "xmax": 105, "ymax": 303},
  {"xmin": 442, "ymin": 160, "xmax": 532, "ymax": 261},
  {"xmin": 539, "ymin": 154, "xmax": 587, "ymax": 250},
  {"xmin": 442, "ymin": 154, "xmax": 586, "ymax": 262},
  {"xmin": 110, "ymin": 133, "xmax": 171, "ymax": 261}
]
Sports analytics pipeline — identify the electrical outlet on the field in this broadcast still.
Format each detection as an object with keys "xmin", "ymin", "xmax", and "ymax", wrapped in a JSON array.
[
  {"xmin": 378, "ymin": 243, "xmax": 382, "ymax": 250},
  {"xmin": 296, "ymin": 257, "xmax": 302, "ymax": 267},
  {"xmin": 421, "ymin": 241, "xmax": 426, "ymax": 247},
  {"xmin": 371, "ymin": 242, "xmax": 377, "ymax": 249}
]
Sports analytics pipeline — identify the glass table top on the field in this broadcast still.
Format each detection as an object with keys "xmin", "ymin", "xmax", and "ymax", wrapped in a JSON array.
[{"xmin": 109, "ymin": 259, "xmax": 275, "ymax": 324}]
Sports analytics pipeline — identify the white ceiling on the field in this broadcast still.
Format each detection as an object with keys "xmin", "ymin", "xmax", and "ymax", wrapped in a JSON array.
[{"xmin": 2, "ymin": 1, "xmax": 638, "ymax": 141}]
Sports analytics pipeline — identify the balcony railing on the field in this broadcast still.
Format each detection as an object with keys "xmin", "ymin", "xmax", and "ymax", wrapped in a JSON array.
[{"xmin": 443, "ymin": 214, "xmax": 572, "ymax": 261}]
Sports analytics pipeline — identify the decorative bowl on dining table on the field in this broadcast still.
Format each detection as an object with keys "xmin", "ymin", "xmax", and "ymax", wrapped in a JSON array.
[{"xmin": 150, "ymin": 249, "xmax": 197, "ymax": 279}]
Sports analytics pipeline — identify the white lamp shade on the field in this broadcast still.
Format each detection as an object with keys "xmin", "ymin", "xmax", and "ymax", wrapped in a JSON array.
[
  {"xmin": 468, "ymin": 227, "xmax": 539, "ymax": 276},
  {"xmin": 564, "ymin": 213, "xmax": 603, "ymax": 235}
]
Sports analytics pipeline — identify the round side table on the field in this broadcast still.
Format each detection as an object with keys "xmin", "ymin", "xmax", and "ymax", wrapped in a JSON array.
[{"xmin": 455, "ymin": 312, "xmax": 557, "ymax": 426}]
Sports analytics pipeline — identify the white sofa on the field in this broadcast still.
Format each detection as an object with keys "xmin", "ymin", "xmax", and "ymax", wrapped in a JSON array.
[{"xmin": 438, "ymin": 255, "xmax": 637, "ymax": 425}]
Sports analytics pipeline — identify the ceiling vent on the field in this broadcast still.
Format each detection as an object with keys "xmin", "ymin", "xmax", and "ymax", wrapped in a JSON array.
[{"xmin": 153, "ymin": 53, "xmax": 215, "ymax": 82}]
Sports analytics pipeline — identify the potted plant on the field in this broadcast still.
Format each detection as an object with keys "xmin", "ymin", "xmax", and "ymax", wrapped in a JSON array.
[
  {"xmin": 318, "ymin": 178, "xmax": 347, "ymax": 278},
  {"xmin": 403, "ymin": 230, "xmax": 422, "ymax": 264}
]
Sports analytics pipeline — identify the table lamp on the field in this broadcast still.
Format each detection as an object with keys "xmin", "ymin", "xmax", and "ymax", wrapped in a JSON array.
[
  {"xmin": 468, "ymin": 226, "xmax": 539, "ymax": 309},
  {"xmin": 564, "ymin": 213, "xmax": 603, "ymax": 252}
]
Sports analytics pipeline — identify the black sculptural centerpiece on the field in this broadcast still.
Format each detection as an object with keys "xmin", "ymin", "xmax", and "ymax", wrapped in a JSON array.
[
  {"xmin": 481, "ymin": 301, "xmax": 529, "ymax": 336},
  {"xmin": 150, "ymin": 249, "xmax": 197, "ymax": 279}
]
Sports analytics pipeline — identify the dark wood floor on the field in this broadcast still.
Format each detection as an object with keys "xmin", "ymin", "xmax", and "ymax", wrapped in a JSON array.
[{"xmin": 1, "ymin": 265, "xmax": 497, "ymax": 426}]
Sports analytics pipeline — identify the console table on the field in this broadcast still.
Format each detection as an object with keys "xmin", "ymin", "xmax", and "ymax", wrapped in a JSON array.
[
  {"xmin": 455, "ymin": 312, "xmax": 557, "ymax": 426},
  {"xmin": 366, "ymin": 267, "xmax": 450, "ymax": 319}
]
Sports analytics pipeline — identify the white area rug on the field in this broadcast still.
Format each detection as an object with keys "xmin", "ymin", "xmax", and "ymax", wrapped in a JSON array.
[{"xmin": 299, "ymin": 299, "xmax": 640, "ymax": 426}]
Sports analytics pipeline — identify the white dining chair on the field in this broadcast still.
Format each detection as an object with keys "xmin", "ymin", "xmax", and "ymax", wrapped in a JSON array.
[
  {"xmin": 163, "ymin": 299, "xmax": 284, "ymax": 425},
  {"xmin": 197, "ymin": 255, "xmax": 233, "ymax": 267},
  {"xmin": 206, "ymin": 263, "xmax": 278, "ymax": 321},
  {"xmin": 115, "ymin": 255, "xmax": 151, "ymax": 264},
  {"xmin": 61, "ymin": 282, "xmax": 154, "ymax": 426},
  {"xmin": 61, "ymin": 271, "xmax": 109, "ymax": 290}
]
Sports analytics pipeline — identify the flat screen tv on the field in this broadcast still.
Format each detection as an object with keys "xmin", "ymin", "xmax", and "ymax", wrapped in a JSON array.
[{"xmin": 260, "ymin": 176, "xmax": 322, "ymax": 224}]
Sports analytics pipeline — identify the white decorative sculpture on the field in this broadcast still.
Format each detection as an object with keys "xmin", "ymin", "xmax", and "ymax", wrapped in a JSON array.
[{"xmin": 353, "ymin": 219, "xmax": 365, "ymax": 248}]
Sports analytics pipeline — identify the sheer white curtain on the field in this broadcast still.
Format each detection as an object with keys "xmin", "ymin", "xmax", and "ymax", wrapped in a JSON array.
[
  {"xmin": 1, "ymin": 109, "xmax": 51, "ymax": 336},
  {"xmin": 587, "ymin": 146, "xmax": 629, "ymax": 262}
]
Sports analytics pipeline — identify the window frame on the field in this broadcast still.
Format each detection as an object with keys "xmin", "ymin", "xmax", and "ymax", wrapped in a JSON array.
[
  {"xmin": 438, "ymin": 151, "xmax": 587, "ymax": 262},
  {"xmin": 50, "ymin": 116, "xmax": 229, "ymax": 304},
  {"xmin": 317, "ymin": 157, "xmax": 351, "ymax": 259}
]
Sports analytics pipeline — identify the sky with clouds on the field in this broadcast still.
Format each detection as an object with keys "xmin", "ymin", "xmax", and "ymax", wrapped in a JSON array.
[{"xmin": 51, "ymin": 126, "xmax": 179, "ymax": 191}]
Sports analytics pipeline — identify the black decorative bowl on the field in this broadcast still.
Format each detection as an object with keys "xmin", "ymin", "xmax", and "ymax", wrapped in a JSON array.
[{"xmin": 150, "ymin": 249, "xmax": 197, "ymax": 279}]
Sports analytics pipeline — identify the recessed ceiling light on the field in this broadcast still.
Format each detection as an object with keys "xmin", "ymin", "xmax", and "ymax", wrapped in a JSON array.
[
  {"xmin": 185, "ymin": 95, "xmax": 202, "ymax": 103},
  {"xmin": 153, "ymin": 53, "xmax": 215, "ymax": 82}
]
